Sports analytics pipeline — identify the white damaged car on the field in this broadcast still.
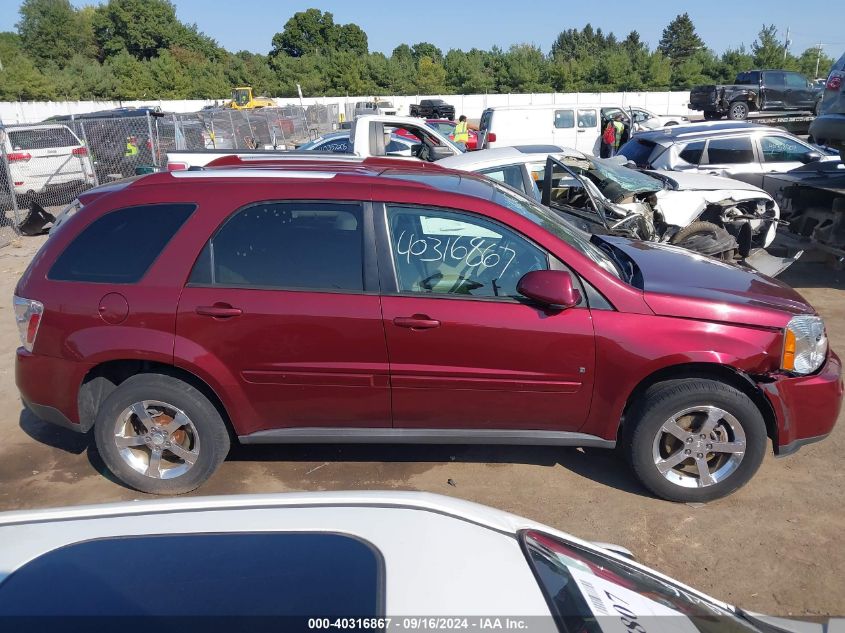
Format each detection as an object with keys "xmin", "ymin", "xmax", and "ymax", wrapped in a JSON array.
[{"xmin": 438, "ymin": 145, "xmax": 794, "ymax": 275}]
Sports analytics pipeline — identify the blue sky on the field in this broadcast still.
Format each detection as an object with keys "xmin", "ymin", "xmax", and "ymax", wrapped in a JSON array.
[{"xmin": 3, "ymin": 0, "xmax": 844, "ymax": 60}]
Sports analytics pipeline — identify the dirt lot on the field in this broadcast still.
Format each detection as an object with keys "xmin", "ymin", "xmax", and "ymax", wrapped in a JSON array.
[{"xmin": 0, "ymin": 235, "xmax": 842, "ymax": 617}]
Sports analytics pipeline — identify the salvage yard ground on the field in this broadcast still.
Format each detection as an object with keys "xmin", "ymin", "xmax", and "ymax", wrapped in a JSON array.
[{"xmin": 0, "ymin": 234, "xmax": 842, "ymax": 616}]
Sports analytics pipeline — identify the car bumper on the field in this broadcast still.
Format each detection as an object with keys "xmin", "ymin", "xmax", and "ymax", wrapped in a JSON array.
[
  {"xmin": 16, "ymin": 349, "xmax": 93, "ymax": 433},
  {"xmin": 809, "ymin": 113, "xmax": 845, "ymax": 147},
  {"xmin": 759, "ymin": 350, "xmax": 843, "ymax": 455}
]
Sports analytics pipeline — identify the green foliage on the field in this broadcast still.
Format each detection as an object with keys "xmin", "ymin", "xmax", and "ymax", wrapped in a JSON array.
[
  {"xmin": 17, "ymin": 0, "xmax": 96, "ymax": 67},
  {"xmin": 2, "ymin": 4, "xmax": 832, "ymax": 101},
  {"xmin": 751, "ymin": 25, "xmax": 787, "ymax": 69},
  {"xmin": 658, "ymin": 13, "xmax": 704, "ymax": 62}
]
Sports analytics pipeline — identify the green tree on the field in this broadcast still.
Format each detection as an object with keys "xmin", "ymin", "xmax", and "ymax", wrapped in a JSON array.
[
  {"xmin": 415, "ymin": 56, "xmax": 447, "ymax": 93},
  {"xmin": 751, "ymin": 25, "xmax": 787, "ymax": 69},
  {"xmin": 50, "ymin": 54, "xmax": 116, "ymax": 99},
  {"xmin": 502, "ymin": 44, "xmax": 551, "ymax": 92},
  {"xmin": 0, "ymin": 51, "xmax": 55, "ymax": 100},
  {"xmin": 719, "ymin": 46, "xmax": 754, "ymax": 82},
  {"xmin": 107, "ymin": 49, "xmax": 155, "ymax": 98},
  {"xmin": 444, "ymin": 48, "xmax": 495, "ymax": 94},
  {"xmin": 796, "ymin": 46, "xmax": 834, "ymax": 80},
  {"xmin": 411, "ymin": 42, "xmax": 443, "ymax": 64},
  {"xmin": 336, "ymin": 23, "xmax": 367, "ymax": 56},
  {"xmin": 17, "ymin": 0, "xmax": 95, "ymax": 67},
  {"xmin": 93, "ymin": 0, "xmax": 182, "ymax": 60},
  {"xmin": 271, "ymin": 8, "xmax": 337, "ymax": 58},
  {"xmin": 657, "ymin": 13, "xmax": 704, "ymax": 63},
  {"xmin": 643, "ymin": 51, "xmax": 672, "ymax": 89}
]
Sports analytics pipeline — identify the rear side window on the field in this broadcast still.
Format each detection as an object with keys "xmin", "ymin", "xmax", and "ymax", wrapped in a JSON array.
[
  {"xmin": 736, "ymin": 71, "xmax": 760, "ymax": 85},
  {"xmin": 191, "ymin": 201, "xmax": 364, "ymax": 291},
  {"xmin": 49, "ymin": 204, "xmax": 195, "ymax": 283},
  {"xmin": 554, "ymin": 110, "xmax": 575, "ymax": 129},
  {"xmin": 705, "ymin": 137, "xmax": 754, "ymax": 164},
  {"xmin": 577, "ymin": 109, "xmax": 597, "ymax": 128},
  {"xmin": 8, "ymin": 127, "xmax": 79, "ymax": 149},
  {"xmin": 678, "ymin": 140, "xmax": 705, "ymax": 165}
]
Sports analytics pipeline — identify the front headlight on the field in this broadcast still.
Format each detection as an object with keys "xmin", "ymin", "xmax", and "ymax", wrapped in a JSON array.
[{"xmin": 782, "ymin": 315, "xmax": 828, "ymax": 375}]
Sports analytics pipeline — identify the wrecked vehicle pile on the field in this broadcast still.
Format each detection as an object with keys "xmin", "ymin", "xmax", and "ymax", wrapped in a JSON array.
[{"xmin": 539, "ymin": 154, "xmax": 790, "ymax": 273}]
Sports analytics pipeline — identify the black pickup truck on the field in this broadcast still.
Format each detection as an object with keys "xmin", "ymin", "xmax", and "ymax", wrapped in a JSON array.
[
  {"xmin": 409, "ymin": 99, "xmax": 455, "ymax": 120},
  {"xmin": 690, "ymin": 70, "xmax": 823, "ymax": 120}
]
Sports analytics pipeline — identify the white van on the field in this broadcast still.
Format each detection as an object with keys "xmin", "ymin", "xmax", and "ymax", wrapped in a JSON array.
[
  {"xmin": 477, "ymin": 104, "xmax": 633, "ymax": 155},
  {"xmin": 1, "ymin": 124, "xmax": 95, "ymax": 205}
]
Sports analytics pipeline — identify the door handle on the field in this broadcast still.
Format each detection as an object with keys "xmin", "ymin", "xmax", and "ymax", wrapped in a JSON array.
[
  {"xmin": 576, "ymin": 129, "xmax": 585, "ymax": 133},
  {"xmin": 393, "ymin": 315, "xmax": 441, "ymax": 330},
  {"xmin": 196, "ymin": 304, "xmax": 242, "ymax": 318}
]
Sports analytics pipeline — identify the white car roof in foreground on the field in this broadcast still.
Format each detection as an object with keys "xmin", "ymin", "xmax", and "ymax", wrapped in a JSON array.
[{"xmin": 0, "ymin": 490, "xmax": 735, "ymax": 615}]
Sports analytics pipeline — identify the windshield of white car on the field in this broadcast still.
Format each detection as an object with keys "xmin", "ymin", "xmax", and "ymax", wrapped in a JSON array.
[
  {"xmin": 522, "ymin": 531, "xmax": 760, "ymax": 633},
  {"xmin": 568, "ymin": 158, "xmax": 664, "ymax": 202}
]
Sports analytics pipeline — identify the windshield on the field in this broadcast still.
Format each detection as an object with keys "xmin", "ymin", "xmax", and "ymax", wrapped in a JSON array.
[
  {"xmin": 523, "ymin": 531, "xmax": 760, "ymax": 633},
  {"xmin": 565, "ymin": 157, "xmax": 663, "ymax": 202}
]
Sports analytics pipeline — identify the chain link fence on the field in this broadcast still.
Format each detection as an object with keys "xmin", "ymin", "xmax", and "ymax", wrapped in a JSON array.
[{"xmin": 0, "ymin": 104, "xmax": 339, "ymax": 245}]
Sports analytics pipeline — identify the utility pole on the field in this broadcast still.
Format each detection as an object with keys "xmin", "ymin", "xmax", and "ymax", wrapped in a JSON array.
[
  {"xmin": 783, "ymin": 27, "xmax": 790, "ymax": 63},
  {"xmin": 815, "ymin": 42, "xmax": 823, "ymax": 78}
]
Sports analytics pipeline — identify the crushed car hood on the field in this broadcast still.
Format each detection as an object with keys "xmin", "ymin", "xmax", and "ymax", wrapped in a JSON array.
[{"xmin": 600, "ymin": 236, "xmax": 814, "ymax": 327}]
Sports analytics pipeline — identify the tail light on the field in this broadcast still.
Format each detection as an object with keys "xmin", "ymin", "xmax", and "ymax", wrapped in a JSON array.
[
  {"xmin": 13, "ymin": 296, "xmax": 44, "ymax": 353},
  {"xmin": 487, "ymin": 132, "xmax": 497, "ymax": 143},
  {"xmin": 72, "ymin": 147, "xmax": 88, "ymax": 156},
  {"xmin": 167, "ymin": 162, "xmax": 188, "ymax": 171},
  {"xmin": 7, "ymin": 152, "xmax": 31, "ymax": 162},
  {"xmin": 827, "ymin": 72, "xmax": 842, "ymax": 91}
]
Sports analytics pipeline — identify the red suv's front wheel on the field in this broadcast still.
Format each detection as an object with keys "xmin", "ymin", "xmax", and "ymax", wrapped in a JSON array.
[
  {"xmin": 625, "ymin": 379, "xmax": 768, "ymax": 502},
  {"xmin": 94, "ymin": 374, "xmax": 230, "ymax": 494}
]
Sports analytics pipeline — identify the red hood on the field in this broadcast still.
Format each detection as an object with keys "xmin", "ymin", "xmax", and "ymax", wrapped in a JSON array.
[{"xmin": 600, "ymin": 237, "xmax": 815, "ymax": 328}]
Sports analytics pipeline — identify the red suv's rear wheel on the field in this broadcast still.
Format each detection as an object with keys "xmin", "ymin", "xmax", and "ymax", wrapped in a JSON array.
[{"xmin": 94, "ymin": 374, "xmax": 230, "ymax": 494}]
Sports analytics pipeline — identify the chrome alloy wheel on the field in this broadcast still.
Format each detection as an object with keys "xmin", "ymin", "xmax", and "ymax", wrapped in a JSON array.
[
  {"xmin": 113, "ymin": 400, "xmax": 200, "ymax": 479},
  {"xmin": 651, "ymin": 406, "xmax": 746, "ymax": 488}
]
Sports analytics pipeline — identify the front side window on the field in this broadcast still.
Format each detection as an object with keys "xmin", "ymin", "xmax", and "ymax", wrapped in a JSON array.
[
  {"xmin": 784, "ymin": 73, "xmax": 808, "ymax": 89},
  {"xmin": 386, "ymin": 205, "xmax": 548, "ymax": 299},
  {"xmin": 704, "ymin": 137, "xmax": 754, "ymax": 164},
  {"xmin": 554, "ymin": 110, "xmax": 575, "ymax": 129},
  {"xmin": 478, "ymin": 164, "xmax": 527, "ymax": 194},
  {"xmin": 679, "ymin": 140, "xmax": 706, "ymax": 165},
  {"xmin": 760, "ymin": 135, "xmax": 812, "ymax": 162},
  {"xmin": 191, "ymin": 202, "xmax": 364, "ymax": 292},
  {"xmin": 49, "ymin": 204, "xmax": 195, "ymax": 283}
]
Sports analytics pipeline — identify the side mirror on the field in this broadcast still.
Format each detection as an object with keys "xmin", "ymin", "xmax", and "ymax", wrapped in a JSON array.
[
  {"xmin": 517, "ymin": 270, "xmax": 581, "ymax": 309},
  {"xmin": 430, "ymin": 144, "xmax": 457, "ymax": 160},
  {"xmin": 801, "ymin": 151, "xmax": 822, "ymax": 164}
]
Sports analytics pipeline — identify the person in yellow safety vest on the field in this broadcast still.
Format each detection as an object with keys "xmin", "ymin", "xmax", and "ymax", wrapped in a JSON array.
[
  {"xmin": 611, "ymin": 114, "xmax": 625, "ymax": 156},
  {"xmin": 453, "ymin": 115, "xmax": 469, "ymax": 151},
  {"xmin": 124, "ymin": 136, "xmax": 139, "ymax": 158}
]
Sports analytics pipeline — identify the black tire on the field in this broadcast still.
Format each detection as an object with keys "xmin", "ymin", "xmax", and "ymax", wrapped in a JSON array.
[
  {"xmin": 670, "ymin": 220, "xmax": 737, "ymax": 260},
  {"xmin": 728, "ymin": 101, "xmax": 749, "ymax": 120},
  {"xmin": 840, "ymin": 149, "xmax": 845, "ymax": 164},
  {"xmin": 625, "ymin": 379, "xmax": 767, "ymax": 502},
  {"xmin": 94, "ymin": 373, "xmax": 230, "ymax": 494},
  {"xmin": 703, "ymin": 111, "xmax": 722, "ymax": 121}
]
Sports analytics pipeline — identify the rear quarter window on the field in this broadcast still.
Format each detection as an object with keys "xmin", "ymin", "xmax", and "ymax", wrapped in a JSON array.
[
  {"xmin": 0, "ymin": 532, "xmax": 384, "ymax": 617},
  {"xmin": 678, "ymin": 140, "xmax": 705, "ymax": 165},
  {"xmin": 48, "ymin": 203, "xmax": 195, "ymax": 283},
  {"xmin": 617, "ymin": 139, "xmax": 656, "ymax": 166}
]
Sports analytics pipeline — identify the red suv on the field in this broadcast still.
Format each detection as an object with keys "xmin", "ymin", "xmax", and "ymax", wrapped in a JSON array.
[{"xmin": 14, "ymin": 158, "xmax": 843, "ymax": 501}]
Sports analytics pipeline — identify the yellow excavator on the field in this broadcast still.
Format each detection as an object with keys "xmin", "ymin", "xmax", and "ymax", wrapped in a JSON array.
[{"xmin": 227, "ymin": 86, "xmax": 276, "ymax": 110}]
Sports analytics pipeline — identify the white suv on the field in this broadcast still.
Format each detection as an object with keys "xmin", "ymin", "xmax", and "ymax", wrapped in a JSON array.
[{"xmin": 1, "ymin": 124, "xmax": 95, "ymax": 207}]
